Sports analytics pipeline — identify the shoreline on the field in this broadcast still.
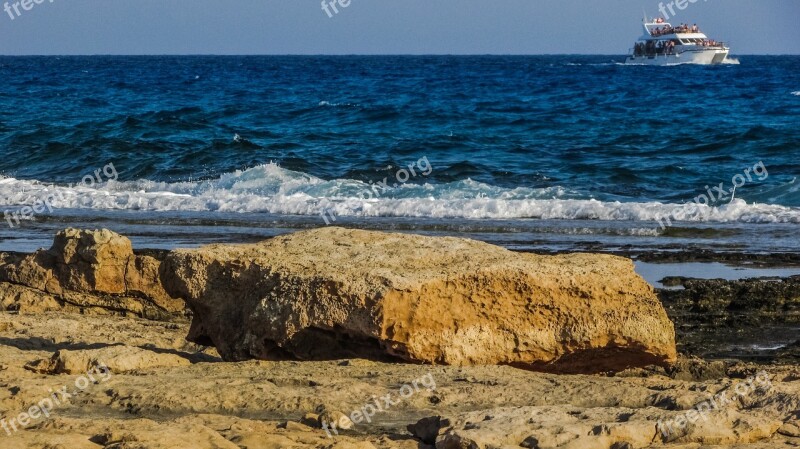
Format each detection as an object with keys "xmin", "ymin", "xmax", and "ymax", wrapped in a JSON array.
[
  {"xmin": 3, "ymin": 225, "xmax": 799, "ymax": 364},
  {"xmin": 0, "ymin": 227, "xmax": 798, "ymax": 447},
  {"xmin": 2, "ymin": 226, "xmax": 798, "ymax": 363}
]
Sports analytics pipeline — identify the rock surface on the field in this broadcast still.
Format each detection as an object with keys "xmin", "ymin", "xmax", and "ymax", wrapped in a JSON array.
[
  {"xmin": 0, "ymin": 311, "xmax": 797, "ymax": 449},
  {"xmin": 26, "ymin": 345, "xmax": 192, "ymax": 375},
  {"xmin": 658, "ymin": 275, "xmax": 800, "ymax": 329},
  {"xmin": 163, "ymin": 227, "xmax": 676, "ymax": 373},
  {"xmin": 432, "ymin": 405, "xmax": 783, "ymax": 448},
  {"xmin": 657, "ymin": 276, "xmax": 800, "ymax": 361},
  {"xmin": 0, "ymin": 229, "xmax": 185, "ymax": 320}
]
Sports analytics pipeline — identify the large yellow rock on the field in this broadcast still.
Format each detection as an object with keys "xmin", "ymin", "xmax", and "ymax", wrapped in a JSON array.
[{"xmin": 163, "ymin": 227, "xmax": 676, "ymax": 373}]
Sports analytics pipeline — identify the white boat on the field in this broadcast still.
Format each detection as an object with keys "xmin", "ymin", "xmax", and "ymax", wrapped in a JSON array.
[{"xmin": 625, "ymin": 16, "xmax": 730, "ymax": 65}]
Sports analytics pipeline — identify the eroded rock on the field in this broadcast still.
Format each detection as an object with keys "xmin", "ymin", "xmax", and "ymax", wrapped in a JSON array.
[
  {"xmin": 0, "ymin": 229, "xmax": 185, "ymax": 320},
  {"xmin": 163, "ymin": 227, "xmax": 677, "ymax": 373}
]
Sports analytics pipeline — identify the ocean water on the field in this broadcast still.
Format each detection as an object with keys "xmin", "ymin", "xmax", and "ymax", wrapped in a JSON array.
[{"xmin": 1, "ymin": 55, "xmax": 799, "ymax": 253}]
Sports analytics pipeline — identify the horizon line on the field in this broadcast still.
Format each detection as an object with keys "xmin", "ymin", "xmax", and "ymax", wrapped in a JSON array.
[{"xmin": 1, "ymin": 53, "xmax": 797, "ymax": 57}]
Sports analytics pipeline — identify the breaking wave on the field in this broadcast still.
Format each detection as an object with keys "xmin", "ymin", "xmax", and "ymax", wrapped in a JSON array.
[{"xmin": 2, "ymin": 163, "xmax": 800, "ymax": 225}]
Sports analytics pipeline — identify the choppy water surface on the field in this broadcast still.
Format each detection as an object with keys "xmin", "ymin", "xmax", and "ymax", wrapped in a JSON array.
[{"xmin": 1, "ymin": 55, "xmax": 798, "ymax": 253}]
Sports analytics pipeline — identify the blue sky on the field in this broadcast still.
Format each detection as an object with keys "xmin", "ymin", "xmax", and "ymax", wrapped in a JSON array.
[{"xmin": 0, "ymin": 0, "xmax": 798, "ymax": 55}]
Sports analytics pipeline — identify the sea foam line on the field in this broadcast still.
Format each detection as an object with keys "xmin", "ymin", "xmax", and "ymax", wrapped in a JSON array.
[{"xmin": 1, "ymin": 163, "xmax": 799, "ymax": 225}]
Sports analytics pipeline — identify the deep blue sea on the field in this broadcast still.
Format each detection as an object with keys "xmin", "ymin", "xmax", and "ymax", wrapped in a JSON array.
[{"xmin": 1, "ymin": 55, "xmax": 799, "ymax": 253}]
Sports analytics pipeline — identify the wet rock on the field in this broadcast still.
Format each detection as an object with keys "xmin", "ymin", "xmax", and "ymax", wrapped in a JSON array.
[
  {"xmin": 657, "ymin": 276, "xmax": 800, "ymax": 360},
  {"xmin": 658, "ymin": 276, "xmax": 800, "ymax": 326}
]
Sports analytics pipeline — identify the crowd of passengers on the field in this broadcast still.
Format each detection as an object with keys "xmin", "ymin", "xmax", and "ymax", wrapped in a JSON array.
[
  {"xmin": 633, "ymin": 36, "xmax": 721, "ymax": 57},
  {"xmin": 651, "ymin": 21, "xmax": 700, "ymax": 36},
  {"xmin": 634, "ymin": 40, "xmax": 676, "ymax": 56}
]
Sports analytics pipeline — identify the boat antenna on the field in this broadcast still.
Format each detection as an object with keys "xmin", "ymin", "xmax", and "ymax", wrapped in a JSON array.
[{"xmin": 643, "ymin": 8, "xmax": 648, "ymax": 23}]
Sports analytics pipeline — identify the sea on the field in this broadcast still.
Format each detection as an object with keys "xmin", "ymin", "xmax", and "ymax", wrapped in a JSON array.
[{"xmin": 1, "ymin": 55, "xmax": 799, "ymax": 259}]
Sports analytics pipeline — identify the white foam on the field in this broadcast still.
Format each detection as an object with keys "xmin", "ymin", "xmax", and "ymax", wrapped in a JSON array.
[
  {"xmin": 318, "ymin": 101, "xmax": 358, "ymax": 107},
  {"xmin": 792, "ymin": 91, "xmax": 800, "ymax": 96},
  {"xmin": 749, "ymin": 344, "xmax": 786, "ymax": 351},
  {"xmin": 1, "ymin": 164, "xmax": 799, "ymax": 224}
]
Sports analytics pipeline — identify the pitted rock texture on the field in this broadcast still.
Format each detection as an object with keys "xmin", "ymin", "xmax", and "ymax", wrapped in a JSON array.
[
  {"xmin": 0, "ymin": 229, "xmax": 185, "ymax": 320},
  {"xmin": 163, "ymin": 227, "xmax": 677, "ymax": 373}
]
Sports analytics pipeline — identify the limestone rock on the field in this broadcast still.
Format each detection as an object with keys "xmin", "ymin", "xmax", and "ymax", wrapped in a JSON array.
[
  {"xmin": 0, "ymin": 282, "xmax": 64, "ymax": 312},
  {"xmin": 163, "ymin": 227, "xmax": 676, "ymax": 373},
  {"xmin": 1, "ymin": 310, "xmax": 797, "ymax": 448},
  {"xmin": 26, "ymin": 345, "xmax": 191, "ymax": 375},
  {"xmin": 434, "ymin": 406, "xmax": 783, "ymax": 449},
  {"xmin": 0, "ymin": 229, "xmax": 185, "ymax": 320},
  {"xmin": 778, "ymin": 421, "xmax": 800, "ymax": 437},
  {"xmin": 49, "ymin": 228, "xmax": 133, "ymax": 294}
]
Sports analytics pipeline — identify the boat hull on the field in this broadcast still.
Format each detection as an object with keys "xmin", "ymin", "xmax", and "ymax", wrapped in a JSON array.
[{"xmin": 625, "ymin": 48, "xmax": 730, "ymax": 65}]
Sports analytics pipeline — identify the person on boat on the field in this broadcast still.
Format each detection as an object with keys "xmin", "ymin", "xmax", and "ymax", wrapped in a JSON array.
[{"xmin": 692, "ymin": 24, "xmax": 699, "ymax": 33}]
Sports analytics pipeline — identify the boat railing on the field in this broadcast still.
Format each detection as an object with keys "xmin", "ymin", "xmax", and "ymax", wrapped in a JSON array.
[{"xmin": 649, "ymin": 26, "xmax": 701, "ymax": 37}]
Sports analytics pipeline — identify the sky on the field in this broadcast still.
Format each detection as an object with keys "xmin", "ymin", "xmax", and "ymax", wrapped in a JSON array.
[{"xmin": 0, "ymin": 0, "xmax": 798, "ymax": 55}]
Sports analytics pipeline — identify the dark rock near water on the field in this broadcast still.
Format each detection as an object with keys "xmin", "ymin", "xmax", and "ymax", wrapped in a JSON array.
[
  {"xmin": 659, "ymin": 276, "xmax": 800, "ymax": 322},
  {"xmin": 657, "ymin": 276, "xmax": 800, "ymax": 360}
]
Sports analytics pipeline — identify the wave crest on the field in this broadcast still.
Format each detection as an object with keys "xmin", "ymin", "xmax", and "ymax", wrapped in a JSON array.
[{"xmin": 1, "ymin": 164, "xmax": 799, "ymax": 224}]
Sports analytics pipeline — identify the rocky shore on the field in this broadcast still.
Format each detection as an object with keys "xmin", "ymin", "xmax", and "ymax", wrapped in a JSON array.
[
  {"xmin": 0, "ymin": 228, "xmax": 798, "ymax": 448},
  {"xmin": 659, "ymin": 276, "xmax": 800, "ymax": 361}
]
